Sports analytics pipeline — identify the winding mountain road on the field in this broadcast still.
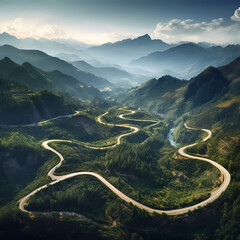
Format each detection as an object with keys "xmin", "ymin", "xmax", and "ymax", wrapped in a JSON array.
[
  {"xmin": 0, "ymin": 111, "xmax": 80, "ymax": 128},
  {"xmin": 19, "ymin": 109, "xmax": 231, "ymax": 216}
]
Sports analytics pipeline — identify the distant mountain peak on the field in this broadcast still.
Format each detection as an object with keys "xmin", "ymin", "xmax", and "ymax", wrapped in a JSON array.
[
  {"xmin": 1, "ymin": 44, "xmax": 17, "ymax": 50},
  {"xmin": 1, "ymin": 32, "xmax": 12, "ymax": 36},
  {"xmin": 1, "ymin": 32, "xmax": 11, "ymax": 36},
  {"xmin": 0, "ymin": 32, "xmax": 17, "ymax": 40},
  {"xmin": 0, "ymin": 56, "xmax": 16, "ymax": 65},
  {"xmin": 135, "ymin": 34, "xmax": 151, "ymax": 41},
  {"xmin": 180, "ymin": 42, "xmax": 202, "ymax": 49}
]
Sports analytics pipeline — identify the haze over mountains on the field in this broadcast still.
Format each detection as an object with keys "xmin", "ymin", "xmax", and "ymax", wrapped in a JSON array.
[
  {"xmin": 0, "ymin": 57, "xmax": 102, "ymax": 99},
  {"xmin": 81, "ymin": 34, "xmax": 240, "ymax": 80},
  {"xmin": 85, "ymin": 34, "xmax": 172, "ymax": 64},
  {"xmin": 0, "ymin": 44, "xmax": 112, "ymax": 90},
  {"xmin": 71, "ymin": 60, "xmax": 133, "ymax": 88},
  {"xmin": 120, "ymin": 57, "xmax": 240, "ymax": 128},
  {"xmin": 1, "ymin": 31, "xmax": 240, "ymax": 109},
  {"xmin": 0, "ymin": 32, "xmax": 91, "ymax": 56},
  {"xmin": 131, "ymin": 43, "xmax": 240, "ymax": 79},
  {"xmin": 2, "ymin": 32, "xmax": 240, "ymax": 85}
]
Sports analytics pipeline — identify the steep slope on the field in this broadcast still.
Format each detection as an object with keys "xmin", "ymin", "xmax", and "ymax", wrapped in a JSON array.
[
  {"xmin": 187, "ymin": 58, "xmax": 240, "ymax": 131},
  {"xmin": 218, "ymin": 57, "xmax": 240, "ymax": 96},
  {"xmin": 120, "ymin": 57, "xmax": 240, "ymax": 119},
  {"xmin": 131, "ymin": 43, "xmax": 240, "ymax": 79},
  {"xmin": 184, "ymin": 67, "xmax": 230, "ymax": 106},
  {"xmin": 179, "ymin": 59, "xmax": 240, "ymax": 134},
  {"xmin": 120, "ymin": 75, "xmax": 187, "ymax": 111},
  {"xmin": 0, "ymin": 78, "xmax": 74, "ymax": 124},
  {"xmin": 0, "ymin": 57, "xmax": 101, "ymax": 100},
  {"xmin": 0, "ymin": 45, "xmax": 112, "ymax": 89},
  {"xmin": 86, "ymin": 34, "xmax": 172, "ymax": 64}
]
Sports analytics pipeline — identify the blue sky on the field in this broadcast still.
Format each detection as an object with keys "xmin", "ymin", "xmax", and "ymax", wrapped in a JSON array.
[{"xmin": 0, "ymin": 0, "xmax": 239, "ymax": 44}]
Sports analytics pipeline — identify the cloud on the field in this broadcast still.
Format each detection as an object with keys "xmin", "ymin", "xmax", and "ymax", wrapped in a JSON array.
[
  {"xmin": 154, "ymin": 7, "xmax": 240, "ymax": 44},
  {"xmin": 0, "ymin": 18, "xmax": 134, "ymax": 44},
  {"xmin": 73, "ymin": 32, "xmax": 137, "ymax": 45},
  {"xmin": 35, "ymin": 24, "xmax": 66, "ymax": 39},
  {"xmin": 231, "ymin": 7, "xmax": 240, "ymax": 21},
  {"xmin": 1, "ymin": 18, "xmax": 66, "ymax": 39}
]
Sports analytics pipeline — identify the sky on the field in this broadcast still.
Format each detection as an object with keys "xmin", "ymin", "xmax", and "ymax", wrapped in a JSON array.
[{"xmin": 0, "ymin": 0, "xmax": 239, "ymax": 45}]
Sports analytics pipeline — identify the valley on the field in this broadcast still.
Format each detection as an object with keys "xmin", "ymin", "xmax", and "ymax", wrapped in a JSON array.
[
  {"xmin": 0, "ymin": 7, "xmax": 240, "ymax": 238},
  {"xmin": 16, "ymin": 109, "xmax": 230, "ymax": 218},
  {"xmin": 0, "ymin": 46, "xmax": 239, "ymax": 239}
]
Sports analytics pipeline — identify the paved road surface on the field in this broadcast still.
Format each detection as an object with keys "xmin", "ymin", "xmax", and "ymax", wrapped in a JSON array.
[
  {"xmin": 19, "ymin": 110, "xmax": 231, "ymax": 216},
  {"xmin": 0, "ymin": 111, "xmax": 80, "ymax": 128}
]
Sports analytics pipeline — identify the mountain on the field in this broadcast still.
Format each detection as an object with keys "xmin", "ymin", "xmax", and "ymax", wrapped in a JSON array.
[
  {"xmin": 0, "ymin": 78, "xmax": 74, "ymax": 125},
  {"xmin": 0, "ymin": 32, "xmax": 91, "ymax": 57},
  {"xmin": 0, "ymin": 45, "xmax": 112, "ymax": 89},
  {"xmin": 181, "ymin": 58, "xmax": 240, "ymax": 132},
  {"xmin": 85, "ymin": 34, "xmax": 172, "ymax": 64},
  {"xmin": 71, "ymin": 60, "xmax": 133, "ymax": 87},
  {"xmin": 131, "ymin": 43, "xmax": 240, "ymax": 79},
  {"xmin": 55, "ymin": 53, "xmax": 82, "ymax": 62},
  {"xmin": 120, "ymin": 57, "xmax": 240, "ymax": 121},
  {"xmin": 120, "ymin": 75, "xmax": 188, "ymax": 109},
  {"xmin": 0, "ymin": 32, "xmax": 18, "ymax": 45},
  {"xmin": 0, "ymin": 57, "xmax": 102, "ymax": 99},
  {"xmin": 219, "ymin": 57, "xmax": 240, "ymax": 83},
  {"xmin": 184, "ymin": 67, "xmax": 229, "ymax": 106}
]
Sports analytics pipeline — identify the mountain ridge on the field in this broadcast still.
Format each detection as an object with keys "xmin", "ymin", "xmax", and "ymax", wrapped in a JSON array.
[
  {"xmin": 0, "ymin": 44, "xmax": 112, "ymax": 89},
  {"xmin": 131, "ymin": 43, "xmax": 240, "ymax": 79},
  {"xmin": 85, "ymin": 34, "xmax": 172, "ymax": 64},
  {"xmin": 0, "ymin": 57, "xmax": 102, "ymax": 100},
  {"xmin": 119, "ymin": 57, "xmax": 240, "ymax": 120}
]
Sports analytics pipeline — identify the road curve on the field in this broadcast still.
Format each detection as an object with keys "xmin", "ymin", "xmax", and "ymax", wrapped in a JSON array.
[
  {"xmin": 119, "ymin": 110, "xmax": 159, "ymax": 123},
  {"xmin": 87, "ymin": 111, "xmax": 139, "ymax": 149},
  {"xmin": 19, "ymin": 110, "xmax": 231, "ymax": 216},
  {"xmin": 0, "ymin": 111, "xmax": 80, "ymax": 128}
]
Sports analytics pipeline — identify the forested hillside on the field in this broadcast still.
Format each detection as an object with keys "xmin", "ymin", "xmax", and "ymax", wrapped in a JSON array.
[
  {"xmin": 0, "ymin": 78, "xmax": 74, "ymax": 124},
  {"xmin": 0, "ymin": 57, "xmax": 102, "ymax": 99},
  {"xmin": 0, "ymin": 45, "xmax": 112, "ymax": 89}
]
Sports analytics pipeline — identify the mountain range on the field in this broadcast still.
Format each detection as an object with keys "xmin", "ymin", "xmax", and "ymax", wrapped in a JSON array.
[
  {"xmin": 119, "ymin": 57, "xmax": 240, "ymax": 128},
  {"xmin": 71, "ymin": 60, "xmax": 133, "ymax": 88},
  {"xmin": 131, "ymin": 43, "xmax": 240, "ymax": 79},
  {"xmin": 85, "ymin": 34, "xmax": 172, "ymax": 64},
  {"xmin": 0, "ymin": 57, "xmax": 102, "ymax": 100},
  {"xmin": 0, "ymin": 32, "xmax": 91, "ymax": 56},
  {"xmin": 3, "ymin": 32, "xmax": 240, "ymax": 86},
  {"xmin": 0, "ymin": 45, "xmax": 112, "ymax": 89}
]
